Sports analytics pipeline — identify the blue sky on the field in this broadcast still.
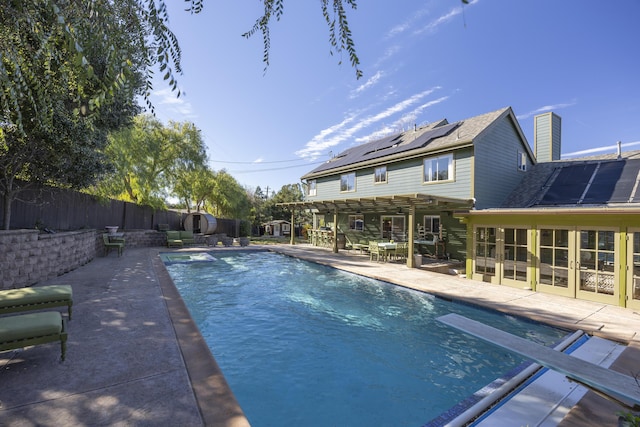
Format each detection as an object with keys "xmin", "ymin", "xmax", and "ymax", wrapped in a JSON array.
[{"xmin": 150, "ymin": 0, "xmax": 640, "ymax": 194}]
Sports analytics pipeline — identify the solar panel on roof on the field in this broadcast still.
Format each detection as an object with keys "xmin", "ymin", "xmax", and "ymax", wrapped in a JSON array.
[
  {"xmin": 307, "ymin": 121, "xmax": 461, "ymax": 174},
  {"xmin": 536, "ymin": 159, "xmax": 640, "ymax": 206},
  {"xmin": 613, "ymin": 159, "xmax": 640, "ymax": 202},
  {"xmin": 538, "ymin": 163, "xmax": 597, "ymax": 205},
  {"xmin": 581, "ymin": 161, "xmax": 625, "ymax": 204}
]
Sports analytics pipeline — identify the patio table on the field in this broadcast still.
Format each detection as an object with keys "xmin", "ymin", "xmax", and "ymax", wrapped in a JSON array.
[{"xmin": 377, "ymin": 242, "xmax": 397, "ymax": 262}]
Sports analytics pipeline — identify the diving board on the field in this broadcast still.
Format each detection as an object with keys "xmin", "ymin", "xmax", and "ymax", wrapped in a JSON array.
[{"xmin": 437, "ymin": 313, "xmax": 640, "ymax": 409}]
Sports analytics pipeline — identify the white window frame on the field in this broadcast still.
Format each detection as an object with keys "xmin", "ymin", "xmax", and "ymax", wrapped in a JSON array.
[
  {"xmin": 423, "ymin": 153, "xmax": 453, "ymax": 183},
  {"xmin": 374, "ymin": 166, "xmax": 387, "ymax": 184},
  {"xmin": 517, "ymin": 151, "xmax": 527, "ymax": 172},
  {"xmin": 308, "ymin": 179, "xmax": 317, "ymax": 196},
  {"xmin": 348, "ymin": 214, "xmax": 364, "ymax": 231},
  {"xmin": 340, "ymin": 172, "xmax": 356, "ymax": 192}
]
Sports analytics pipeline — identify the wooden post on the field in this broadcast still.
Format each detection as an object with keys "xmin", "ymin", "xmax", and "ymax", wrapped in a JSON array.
[
  {"xmin": 290, "ymin": 209, "xmax": 295, "ymax": 245},
  {"xmin": 407, "ymin": 204, "xmax": 415, "ymax": 268},
  {"xmin": 333, "ymin": 208, "xmax": 338, "ymax": 253}
]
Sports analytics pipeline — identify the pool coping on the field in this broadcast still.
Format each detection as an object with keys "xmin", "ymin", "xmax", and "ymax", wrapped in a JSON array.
[{"xmin": 153, "ymin": 249, "xmax": 251, "ymax": 427}]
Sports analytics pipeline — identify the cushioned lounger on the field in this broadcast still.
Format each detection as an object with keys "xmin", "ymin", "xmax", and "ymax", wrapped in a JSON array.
[
  {"xmin": 0, "ymin": 311, "xmax": 68, "ymax": 361},
  {"xmin": 0, "ymin": 285, "xmax": 73, "ymax": 319}
]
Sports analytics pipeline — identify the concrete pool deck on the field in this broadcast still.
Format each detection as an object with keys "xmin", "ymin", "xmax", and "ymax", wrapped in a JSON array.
[{"xmin": 0, "ymin": 244, "xmax": 638, "ymax": 426}]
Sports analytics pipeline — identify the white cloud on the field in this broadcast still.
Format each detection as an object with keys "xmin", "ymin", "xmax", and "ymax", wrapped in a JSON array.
[
  {"xmin": 253, "ymin": 158, "xmax": 264, "ymax": 163},
  {"xmin": 349, "ymin": 71, "xmax": 384, "ymax": 99},
  {"xmin": 386, "ymin": 6, "xmax": 431, "ymax": 39},
  {"xmin": 517, "ymin": 102, "xmax": 576, "ymax": 120},
  {"xmin": 563, "ymin": 141, "xmax": 640, "ymax": 158},
  {"xmin": 296, "ymin": 87, "xmax": 443, "ymax": 160},
  {"xmin": 151, "ymin": 87, "xmax": 196, "ymax": 119},
  {"xmin": 355, "ymin": 95, "xmax": 449, "ymax": 143}
]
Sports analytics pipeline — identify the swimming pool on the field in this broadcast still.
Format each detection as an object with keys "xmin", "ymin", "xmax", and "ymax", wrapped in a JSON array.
[{"xmin": 163, "ymin": 250, "xmax": 568, "ymax": 426}]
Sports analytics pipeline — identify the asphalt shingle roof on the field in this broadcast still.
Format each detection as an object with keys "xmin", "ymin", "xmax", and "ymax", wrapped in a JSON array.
[{"xmin": 302, "ymin": 107, "xmax": 514, "ymax": 178}]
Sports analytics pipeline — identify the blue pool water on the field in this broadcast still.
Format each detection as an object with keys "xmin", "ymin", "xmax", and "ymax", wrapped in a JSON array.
[{"xmin": 164, "ymin": 251, "xmax": 568, "ymax": 427}]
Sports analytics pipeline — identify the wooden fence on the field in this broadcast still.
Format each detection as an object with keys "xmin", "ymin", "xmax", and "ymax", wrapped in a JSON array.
[{"xmin": 1, "ymin": 184, "xmax": 246, "ymax": 237}]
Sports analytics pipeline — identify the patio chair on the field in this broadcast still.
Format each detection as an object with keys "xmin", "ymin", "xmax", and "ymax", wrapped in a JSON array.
[
  {"xmin": 369, "ymin": 241, "xmax": 382, "ymax": 262},
  {"xmin": 166, "ymin": 231, "xmax": 183, "ymax": 248},
  {"xmin": 179, "ymin": 230, "xmax": 195, "ymax": 245},
  {"xmin": 394, "ymin": 242, "xmax": 409, "ymax": 262},
  {"xmin": 103, "ymin": 233, "xmax": 124, "ymax": 256}
]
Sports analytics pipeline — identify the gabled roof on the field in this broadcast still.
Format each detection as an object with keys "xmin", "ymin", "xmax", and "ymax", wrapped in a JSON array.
[
  {"xmin": 302, "ymin": 106, "xmax": 528, "ymax": 179},
  {"xmin": 500, "ymin": 150, "xmax": 640, "ymax": 208}
]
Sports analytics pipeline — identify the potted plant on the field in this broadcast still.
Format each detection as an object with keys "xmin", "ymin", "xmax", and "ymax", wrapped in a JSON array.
[{"xmin": 618, "ymin": 411, "xmax": 640, "ymax": 427}]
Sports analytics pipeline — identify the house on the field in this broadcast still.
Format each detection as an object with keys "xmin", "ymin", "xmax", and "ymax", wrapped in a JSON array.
[
  {"xmin": 460, "ymin": 137, "xmax": 640, "ymax": 309},
  {"xmin": 280, "ymin": 107, "xmax": 535, "ymax": 264}
]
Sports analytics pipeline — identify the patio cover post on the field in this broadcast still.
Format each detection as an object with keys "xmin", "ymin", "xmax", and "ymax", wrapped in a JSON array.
[
  {"xmin": 290, "ymin": 209, "xmax": 295, "ymax": 245},
  {"xmin": 333, "ymin": 208, "xmax": 338, "ymax": 253},
  {"xmin": 407, "ymin": 204, "xmax": 415, "ymax": 268}
]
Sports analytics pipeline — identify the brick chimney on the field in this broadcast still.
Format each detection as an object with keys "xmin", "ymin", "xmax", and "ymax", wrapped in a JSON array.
[{"xmin": 534, "ymin": 112, "xmax": 562, "ymax": 162}]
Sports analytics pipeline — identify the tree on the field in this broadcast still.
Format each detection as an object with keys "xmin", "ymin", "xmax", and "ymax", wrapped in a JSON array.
[
  {"xmin": 1, "ymin": 0, "xmax": 364, "ymax": 228},
  {"xmin": 206, "ymin": 170, "xmax": 251, "ymax": 219},
  {"xmin": 94, "ymin": 115, "xmax": 207, "ymax": 209},
  {"xmin": 0, "ymin": 2, "xmax": 143, "ymax": 229}
]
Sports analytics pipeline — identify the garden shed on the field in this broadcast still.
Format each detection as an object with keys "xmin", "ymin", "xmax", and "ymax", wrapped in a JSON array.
[{"xmin": 262, "ymin": 220, "xmax": 291, "ymax": 237}]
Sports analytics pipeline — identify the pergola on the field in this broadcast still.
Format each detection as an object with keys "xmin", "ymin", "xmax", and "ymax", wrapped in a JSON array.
[{"xmin": 278, "ymin": 193, "xmax": 474, "ymax": 267}]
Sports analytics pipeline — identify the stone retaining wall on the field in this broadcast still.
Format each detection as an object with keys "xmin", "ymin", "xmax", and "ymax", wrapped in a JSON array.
[
  {"xmin": 0, "ymin": 229, "xmax": 230, "ymax": 289},
  {"xmin": 0, "ymin": 229, "xmax": 96, "ymax": 289}
]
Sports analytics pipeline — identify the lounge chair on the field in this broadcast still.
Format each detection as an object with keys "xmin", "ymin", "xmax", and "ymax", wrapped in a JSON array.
[
  {"xmin": 103, "ymin": 233, "xmax": 124, "ymax": 256},
  {"xmin": 166, "ymin": 231, "xmax": 183, "ymax": 248},
  {"xmin": 179, "ymin": 230, "xmax": 195, "ymax": 245},
  {"xmin": 0, "ymin": 311, "xmax": 68, "ymax": 361},
  {"xmin": 0, "ymin": 285, "xmax": 73, "ymax": 319}
]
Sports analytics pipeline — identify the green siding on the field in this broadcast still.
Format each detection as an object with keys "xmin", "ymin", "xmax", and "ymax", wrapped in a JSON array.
[
  {"xmin": 310, "ymin": 150, "xmax": 473, "ymax": 201},
  {"xmin": 534, "ymin": 112, "xmax": 561, "ymax": 162},
  {"xmin": 473, "ymin": 118, "xmax": 530, "ymax": 209}
]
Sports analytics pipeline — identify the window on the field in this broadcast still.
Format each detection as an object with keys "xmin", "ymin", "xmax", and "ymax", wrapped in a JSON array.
[
  {"xmin": 308, "ymin": 179, "xmax": 317, "ymax": 196},
  {"xmin": 381, "ymin": 216, "xmax": 406, "ymax": 241},
  {"xmin": 423, "ymin": 215, "xmax": 440, "ymax": 233},
  {"xmin": 424, "ymin": 154, "xmax": 453, "ymax": 183},
  {"xmin": 517, "ymin": 151, "xmax": 527, "ymax": 171},
  {"xmin": 374, "ymin": 166, "xmax": 387, "ymax": 184},
  {"xmin": 340, "ymin": 173, "xmax": 356, "ymax": 192},
  {"xmin": 348, "ymin": 215, "xmax": 364, "ymax": 231}
]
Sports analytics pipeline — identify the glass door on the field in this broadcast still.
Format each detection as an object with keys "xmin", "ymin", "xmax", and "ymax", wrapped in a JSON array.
[
  {"xmin": 473, "ymin": 226, "xmax": 498, "ymax": 284},
  {"xmin": 501, "ymin": 227, "xmax": 529, "ymax": 288},
  {"xmin": 381, "ymin": 216, "xmax": 405, "ymax": 241},
  {"xmin": 537, "ymin": 228, "xmax": 574, "ymax": 297},
  {"xmin": 576, "ymin": 228, "xmax": 618, "ymax": 304},
  {"xmin": 626, "ymin": 230, "xmax": 640, "ymax": 309}
]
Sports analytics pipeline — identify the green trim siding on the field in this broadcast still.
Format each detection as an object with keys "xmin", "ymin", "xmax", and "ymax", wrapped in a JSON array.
[{"xmin": 463, "ymin": 212, "xmax": 640, "ymax": 308}]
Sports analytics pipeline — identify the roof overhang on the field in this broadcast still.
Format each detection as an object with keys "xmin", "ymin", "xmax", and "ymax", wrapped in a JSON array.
[
  {"xmin": 458, "ymin": 205, "xmax": 640, "ymax": 216},
  {"xmin": 277, "ymin": 193, "xmax": 474, "ymax": 213}
]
